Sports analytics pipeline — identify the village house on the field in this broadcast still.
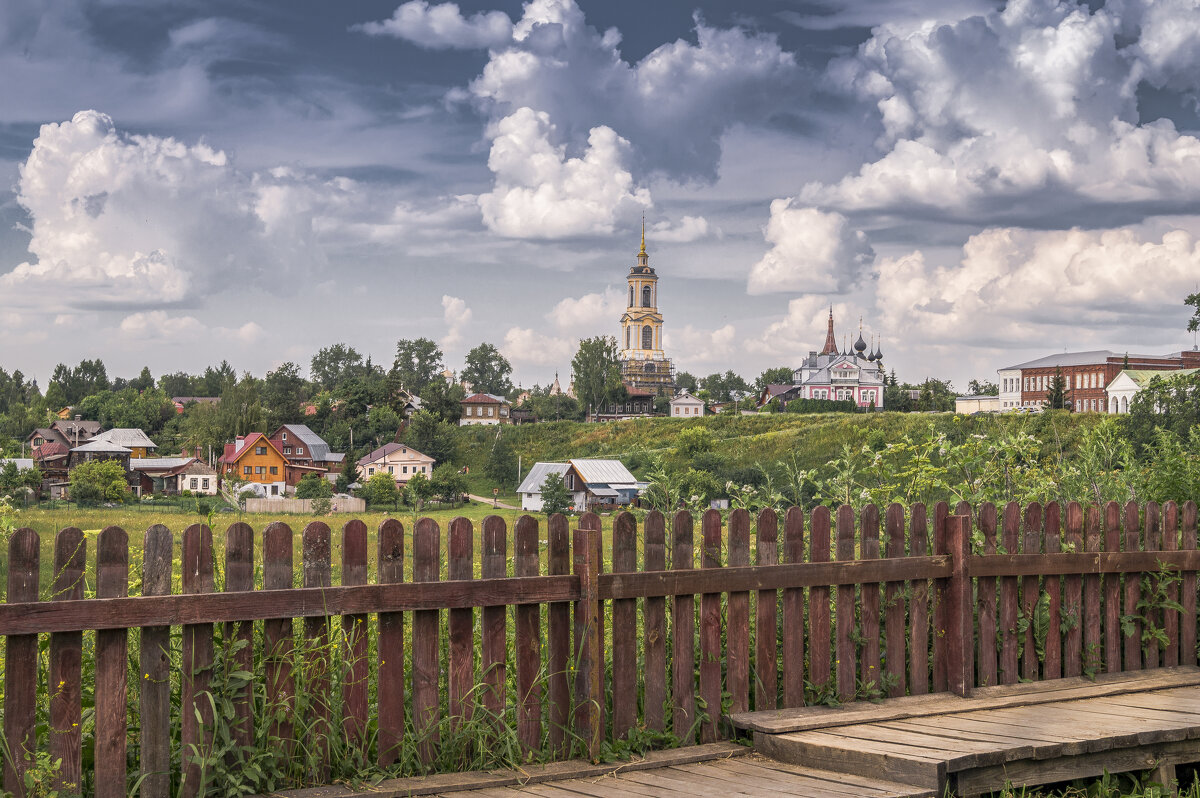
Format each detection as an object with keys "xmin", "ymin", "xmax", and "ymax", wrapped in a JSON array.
[
  {"xmin": 131, "ymin": 456, "xmax": 219, "ymax": 496},
  {"xmin": 69, "ymin": 438, "xmax": 132, "ymax": 471},
  {"xmin": 28, "ymin": 418, "xmax": 102, "ymax": 451},
  {"xmin": 998, "ymin": 349, "xmax": 1200, "ymax": 412},
  {"xmin": 269, "ymin": 424, "xmax": 345, "ymax": 480},
  {"xmin": 92, "ymin": 428, "xmax": 158, "ymax": 458},
  {"xmin": 356, "ymin": 443, "xmax": 435, "ymax": 486},
  {"xmin": 32, "ymin": 441, "xmax": 70, "ymax": 498},
  {"xmin": 460, "ymin": 393, "xmax": 511, "ymax": 425},
  {"xmin": 588, "ymin": 386, "xmax": 656, "ymax": 422},
  {"xmin": 516, "ymin": 462, "xmax": 571, "ymax": 511},
  {"xmin": 218, "ymin": 433, "xmax": 289, "ymax": 496},
  {"xmin": 669, "ymin": 391, "xmax": 706, "ymax": 417}
]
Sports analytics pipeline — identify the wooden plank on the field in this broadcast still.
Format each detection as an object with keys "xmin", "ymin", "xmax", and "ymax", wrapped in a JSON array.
[
  {"xmin": 580, "ymin": 512, "xmax": 605, "ymax": 736},
  {"xmin": 731, "ymin": 667, "xmax": 1200, "ymax": 733},
  {"xmin": 754, "ymin": 730, "xmax": 946, "ymax": 791},
  {"xmin": 3, "ymin": 529, "xmax": 39, "ymax": 796},
  {"xmin": 1064, "ymin": 502, "xmax": 1084, "ymax": 679},
  {"xmin": 181, "ymin": 524, "xmax": 214, "ymax": 798},
  {"xmin": 932, "ymin": 502, "xmax": 949, "ymax": 693},
  {"xmin": 729, "ymin": 755, "xmax": 937, "ymax": 798},
  {"xmin": 303, "ymin": 521, "xmax": 333, "ymax": 781},
  {"xmin": 699, "ymin": 508, "xmax": 723, "ymax": 742},
  {"xmin": 908, "ymin": 504, "xmax": 929, "ymax": 695},
  {"xmin": 885, "ymin": 504, "xmax": 908, "ymax": 697},
  {"xmin": 727, "ymin": 508, "xmax": 751, "ymax": 716},
  {"xmin": 341, "ymin": 520, "xmax": 369, "ymax": 753},
  {"xmin": 448, "ymin": 516, "xmax": 475, "ymax": 726},
  {"xmin": 413, "ymin": 516, "xmax": 442, "ymax": 763},
  {"xmin": 1104, "ymin": 502, "xmax": 1122, "ymax": 674},
  {"xmin": 1083, "ymin": 506, "xmax": 1103, "ymax": 676},
  {"xmin": 975, "ymin": 504, "xmax": 998, "ymax": 688},
  {"xmin": 835, "ymin": 505, "xmax": 857, "ymax": 702},
  {"xmin": 755, "ymin": 508, "xmax": 779, "ymax": 711},
  {"xmin": 263, "ymin": 523, "xmax": 296, "ymax": 766},
  {"xmin": 1043, "ymin": 503, "xmax": 1062, "ymax": 680},
  {"xmin": 224, "ymin": 522, "xmax": 256, "ymax": 757},
  {"xmin": 1020, "ymin": 504, "xmax": 1042, "ymax": 681},
  {"xmin": 1183, "ymin": 502, "xmax": 1198, "ymax": 667},
  {"xmin": 574, "ymin": 525, "xmax": 602, "ymax": 761},
  {"xmin": 955, "ymin": 500, "xmax": 974, "ymax": 688},
  {"xmin": 643, "ymin": 510, "xmax": 667, "ymax": 731},
  {"xmin": 49, "ymin": 528, "xmax": 85, "ymax": 795},
  {"xmin": 860, "ymin": 504, "xmax": 882, "ymax": 695},
  {"xmin": 94, "ymin": 526, "xmax": 129, "ymax": 798},
  {"xmin": 377, "ymin": 519, "xmax": 406, "ymax": 767},
  {"xmin": 1163, "ymin": 501, "xmax": 1180, "ymax": 667},
  {"xmin": 482, "ymin": 515, "xmax": 508, "ymax": 724},
  {"xmin": 548, "ymin": 513, "xmax": 571, "ymax": 755},
  {"xmin": 515, "ymin": 514, "xmax": 543, "ymax": 753},
  {"xmin": 782, "ymin": 507, "xmax": 805, "ymax": 708},
  {"xmin": 1123, "ymin": 501, "xmax": 1141, "ymax": 671},
  {"xmin": 611, "ymin": 511, "xmax": 638, "ymax": 738},
  {"xmin": 998, "ymin": 503, "xmax": 1020, "ymax": 685},
  {"xmin": 1144, "ymin": 501, "xmax": 1161, "ymax": 669},
  {"xmin": 139, "ymin": 524, "xmax": 173, "ymax": 798}
]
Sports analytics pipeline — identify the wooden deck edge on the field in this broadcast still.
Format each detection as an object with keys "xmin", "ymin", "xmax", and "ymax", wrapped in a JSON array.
[
  {"xmin": 731, "ymin": 667, "xmax": 1200, "ymax": 733},
  {"xmin": 252, "ymin": 741, "xmax": 750, "ymax": 798}
]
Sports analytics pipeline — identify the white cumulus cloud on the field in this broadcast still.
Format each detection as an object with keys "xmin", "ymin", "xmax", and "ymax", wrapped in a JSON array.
[
  {"xmin": 0, "ymin": 110, "xmax": 327, "ymax": 311},
  {"xmin": 501, "ymin": 326, "xmax": 575, "ymax": 366},
  {"xmin": 547, "ymin": 287, "xmax": 626, "ymax": 332},
  {"xmin": 441, "ymin": 294, "xmax": 473, "ymax": 350},
  {"xmin": 351, "ymin": 1, "xmax": 513, "ymax": 50},
  {"xmin": 748, "ymin": 202, "xmax": 874, "ymax": 295},
  {"xmin": 477, "ymin": 107, "xmax": 651, "ymax": 238}
]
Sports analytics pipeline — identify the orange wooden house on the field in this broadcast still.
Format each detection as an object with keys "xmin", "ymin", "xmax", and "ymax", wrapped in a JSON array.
[{"xmin": 217, "ymin": 433, "xmax": 290, "ymax": 496}]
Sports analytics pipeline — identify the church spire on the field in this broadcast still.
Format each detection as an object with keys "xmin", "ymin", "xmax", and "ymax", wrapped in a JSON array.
[
  {"xmin": 638, "ymin": 213, "xmax": 647, "ymax": 257},
  {"xmin": 820, "ymin": 305, "xmax": 838, "ymax": 356}
]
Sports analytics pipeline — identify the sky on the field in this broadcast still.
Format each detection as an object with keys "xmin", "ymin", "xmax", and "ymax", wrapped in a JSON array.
[{"xmin": 2, "ymin": 0, "xmax": 1200, "ymax": 391}]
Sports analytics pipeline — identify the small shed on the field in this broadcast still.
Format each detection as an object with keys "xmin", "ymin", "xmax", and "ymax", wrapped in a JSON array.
[{"xmin": 516, "ymin": 462, "xmax": 570, "ymax": 511}]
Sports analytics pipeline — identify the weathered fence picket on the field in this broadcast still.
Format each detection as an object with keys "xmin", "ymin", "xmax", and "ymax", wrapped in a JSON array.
[{"xmin": 2, "ymin": 501, "xmax": 1199, "ymax": 796}]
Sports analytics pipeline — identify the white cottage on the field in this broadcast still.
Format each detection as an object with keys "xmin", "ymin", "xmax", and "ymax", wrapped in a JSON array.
[
  {"xmin": 516, "ymin": 462, "xmax": 571, "ymax": 511},
  {"xmin": 669, "ymin": 391, "xmax": 705, "ymax": 417}
]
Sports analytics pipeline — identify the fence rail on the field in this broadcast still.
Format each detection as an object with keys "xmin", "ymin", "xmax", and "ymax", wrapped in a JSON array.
[{"xmin": 1, "ymin": 500, "xmax": 1198, "ymax": 796}]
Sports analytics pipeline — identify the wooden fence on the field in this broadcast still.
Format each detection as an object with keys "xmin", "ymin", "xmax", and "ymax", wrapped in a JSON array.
[
  {"xmin": 1, "ymin": 500, "xmax": 1198, "ymax": 796},
  {"xmin": 243, "ymin": 496, "xmax": 366, "ymax": 514}
]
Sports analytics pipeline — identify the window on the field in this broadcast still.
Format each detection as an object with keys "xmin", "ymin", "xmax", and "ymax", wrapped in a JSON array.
[
  {"xmin": 642, "ymin": 325, "xmax": 653, "ymax": 349},
  {"xmin": 388, "ymin": 466, "xmax": 393, "ymax": 474},
  {"xmin": 297, "ymin": 447, "xmax": 304, "ymax": 455},
  {"xmin": 282, "ymin": 432, "xmax": 288, "ymax": 441},
  {"xmin": 500, "ymin": 407, "xmax": 508, "ymax": 416},
  {"xmin": 256, "ymin": 446, "xmax": 266, "ymax": 455},
  {"xmin": 190, "ymin": 478, "xmax": 198, "ymax": 489},
  {"xmin": 626, "ymin": 327, "xmax": 631, "ymax": 349},
  {"xmin": 271, "ymin": 485, "xmax": 278, "ymax": 495},
  {"xmin": 255, "ymin": 466, "xmax": 265, "ymax": 474},
  {"xmin": 284, "ymin": 446, "xmax": 292, "ymax": 454},
  {"xmin": 270, "ymin": 466, "xmax": 278, "ymax": 475},
  {"xmin": 487, "ymin": 407, "xmax": 494, "ymax": 417},
  {"xmin": 368, "ymin": 467, "xmax": 375, "ymax": 475},
  {"xmin": 403, "ymin": 466, "xmax": 408, "ymax": 474},
  {"xmin": 629, "ymin": 285, "xmax": 634, "ymax": 306},
  {"xmin": 243, "ymin": 466, "xmax": 251, "ymax": 475},
  {"xmin": 202, "ymin": 479, "xmax": 209, "ymax": 490},
  {"xmin": 642, "ymin": 285, "xmax": 652, "ymax": 307}
]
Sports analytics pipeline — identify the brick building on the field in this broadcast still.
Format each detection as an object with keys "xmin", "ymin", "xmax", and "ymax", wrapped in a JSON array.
[{"xmin": 999, "ymin": 349, "xmax": 1200, "ymax": 412}]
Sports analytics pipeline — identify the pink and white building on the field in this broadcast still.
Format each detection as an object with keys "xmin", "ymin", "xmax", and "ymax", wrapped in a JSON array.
[{"xmin": 787, "ymin": 309, "xmax": 886, "ymax": 410}]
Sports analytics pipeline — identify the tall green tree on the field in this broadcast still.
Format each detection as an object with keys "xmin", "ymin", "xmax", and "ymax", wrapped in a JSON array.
[
  {"xmin": 675, "ymin": 371, "xmax": 698, "ymax": 393},
  {"xmin": 201, "ymin": 361, "xmax": 237, "ymax": 397},
  {"xmin": 540, "ymin": 472, "xmax": 572, "ymax": 516},
  {"xmin": 70, "ymin": 459, "xmax": 128, "ymax": 504},
  {"xmin": 460, "ymin": 343, "xmax": 514, "ymax": 396},
  {"xmin": 1045, "ymin": 369, "xmax": 1071, "ymax": 410},
  {"xmin": 403, "ymin": 410, "xmax": 458, "ymax": 465},
  {"xmin": 1187, "ymin": 292, "xmax": 1200, "ymax": 332},
  {"xmin": 571, "ymin": 336, "xmax": 626, "ymax": 413},
  {"xmin": 262, "ymin": 362, "xmax": 308, "ymax": 427},
  {"xmin": 968, "ymin": 378, "xmax": 999, "ymax": 395},
  {"xmin": 310, "ymin": 344, "xmax": 364, "ymax": 389},
  {"xmin": 755, "ymin": 367, "xmax": 794, "ymax": 391},
  {"xmin": 419, "ymin": 378, "xmax": 465, "ymax": 424},
  {"xmin": 484, "ymin": 432, "xmax": 517, "ymax": 487},
  {"xmin": 392, "ymin": 338, "xmax": 444, "ymax": 395}
]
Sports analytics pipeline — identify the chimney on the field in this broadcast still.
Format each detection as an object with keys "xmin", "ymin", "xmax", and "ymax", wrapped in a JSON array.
[{"xmin": 74, "ymin": 414, "xmax": 81, "ymax": 421}]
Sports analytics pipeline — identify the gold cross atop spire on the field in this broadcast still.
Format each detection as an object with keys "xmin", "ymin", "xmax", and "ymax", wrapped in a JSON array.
[{"xmin": 639, "ymin": 213, "xmax": 647, "ymax": 257}]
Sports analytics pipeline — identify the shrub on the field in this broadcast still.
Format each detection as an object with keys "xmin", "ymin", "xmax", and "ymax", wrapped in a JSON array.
[{"xmin": 69, "ymin": 459, "xmax": 129, "ymax": 505}]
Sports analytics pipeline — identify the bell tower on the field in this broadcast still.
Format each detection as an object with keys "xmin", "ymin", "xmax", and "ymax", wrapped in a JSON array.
[{"xmin": 618, "ymin": 219, "xmax": 675, "ymax": 395}]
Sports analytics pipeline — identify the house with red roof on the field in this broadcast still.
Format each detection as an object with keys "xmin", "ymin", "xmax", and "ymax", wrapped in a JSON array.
[{"xmin": 217, "ymin": 433, "xmax": 290, "ymax": 496}]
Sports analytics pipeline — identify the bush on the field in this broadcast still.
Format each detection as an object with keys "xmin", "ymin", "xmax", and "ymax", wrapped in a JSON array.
[
  {"xmin": 69, "ymin": 459, "xmax": 129, "ymax": 505},
  {"xmin": 295, "ymin": 473, "xmax": 333, "ymax": 499},
  {"xmin": 363, "ymin": 472, "xmax": 400, "ymax": 506},
  {"xmin": 311, "ymin": 497, "xmax": 332, "ymax": 516},
  {"xmin": 540, "ymin": 472, "xmax": 572, "ymax": 516}
]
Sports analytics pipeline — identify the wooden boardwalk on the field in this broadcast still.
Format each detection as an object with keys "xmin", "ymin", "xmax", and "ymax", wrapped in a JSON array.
[{"xmin": 738, "ymin": 668, "xmax": 1200, "ymax": 797}]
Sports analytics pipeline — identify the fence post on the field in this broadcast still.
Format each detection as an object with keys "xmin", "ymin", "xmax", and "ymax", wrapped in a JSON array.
[
  {"xmin": 943, "ymin": 514, "xmax": 972, "ymax": 697},
  {"xmin": 573, "ymin": 525, "xmax": 602, "ymax": 761}
]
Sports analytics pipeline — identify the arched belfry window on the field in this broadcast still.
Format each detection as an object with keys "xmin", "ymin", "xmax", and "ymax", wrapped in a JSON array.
[
  {"xmin": 629, "ymin": 285, "xmax": 634, "ymax": 307},
  {"xmin": 625, "ymin": 326, "xmax": 631, "ymax": 349},
  {"xmin": 642, "ymin": 285, "xmax": 652, "ymax": 307},
  {"xmin": 642, "ymin": 325, "xmax": 653, "ymax": 349}
]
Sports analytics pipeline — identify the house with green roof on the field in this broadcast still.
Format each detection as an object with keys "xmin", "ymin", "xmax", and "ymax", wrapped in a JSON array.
[{"xmin": 1106, "ymin": 368, "xmax": 1199, "ymax": 414}]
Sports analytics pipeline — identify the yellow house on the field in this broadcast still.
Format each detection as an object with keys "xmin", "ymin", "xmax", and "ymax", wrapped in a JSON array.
[{"xmin": 218, "ymin": 433, "xmax": 290, "ymax": 495}]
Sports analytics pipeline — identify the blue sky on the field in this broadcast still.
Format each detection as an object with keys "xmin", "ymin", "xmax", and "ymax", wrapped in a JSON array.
[{"xmin": 2, "ymin": 0, "xmax": 1200, "ymax": 390}]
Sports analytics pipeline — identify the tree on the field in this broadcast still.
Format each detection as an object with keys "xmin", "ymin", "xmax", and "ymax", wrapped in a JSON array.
[
  {"xmin": 363, "ymin": 472, "xmax": 399, "ymax": 506},
  {"xmin": 262, "ymin": 362, "xmax": 308, "ymax": 427},
  {"xmin": 460, "ymin": 343, "xmax": 514, "ymax": 396},
  {"xmin": 419, "ymin": 377, "xmax": 465, "ymax": 424},
  {"xmin": 699, "ymin": 371, "xmax": 750, "ymax": 402},
  {"xmin": 1187, "ymin": 292, "xmax": 1200, "ymax": 333},
  {"xmin": 70, "ymin": 460, "xmax": 128, "ymax": 504},
  {"xmin": 540, "ymin": 472, "xmax": 572, "ymax": 516},
  {"xmin": 311, "ymin": 344, "xmax": 364, "ymax": 390},
  {"xmin": 392, "ymin": 338, "xmax": 444, "ymax": 395},
  {"xmin": 406, "ymin": 471, "xmax": 433, "ymax": 509},
  {"xmin": 337, "ymin": 451, "xmax": 359, "ymax": 493},
  {"xmin": 571, "ymin": 336, "xmax": 626, "ymax": 414},
  {"xmin": 130, "ymin": 366, "xmax": 155, "ymax": 392},
  {"xmin": 429, "ymin": 463, "xmax": 468, "ymax": 504},
  {"xmin": 484, "ymin": 432, "xmax": 517, "ymax": 487},
  {"xmin": 403, "ymin": 410, "xmax": 458, "ymax": 465},
  {"xmin": 755, "ymin": 367, "xmax": 793, "ymax": 392},
  {"xmin": 159, "ymin": 371, "xmax": 199, "ymax": 397},
  {"xmin": 676, "ymin": 372, "xmax": 698, "ymax": 393},
  {"xmin": 968, "ymin": 378, "xmax": 999, "ymax": 395},
  {"xmin": 1046, "ymin": 368, "xmax": 1072, "ymax": 410},
  {"xmin": 295, "ymin": 473, "xmax": 333, "ymax": 499},
  {"xmin": 201, "ymin": 361, "xmax": 237, "ymax": 397}
]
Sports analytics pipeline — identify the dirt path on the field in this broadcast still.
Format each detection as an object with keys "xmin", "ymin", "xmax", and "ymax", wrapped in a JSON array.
[{"xmin": 467, "ymin": 493, "xmax": 520, "ymax": 510}]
